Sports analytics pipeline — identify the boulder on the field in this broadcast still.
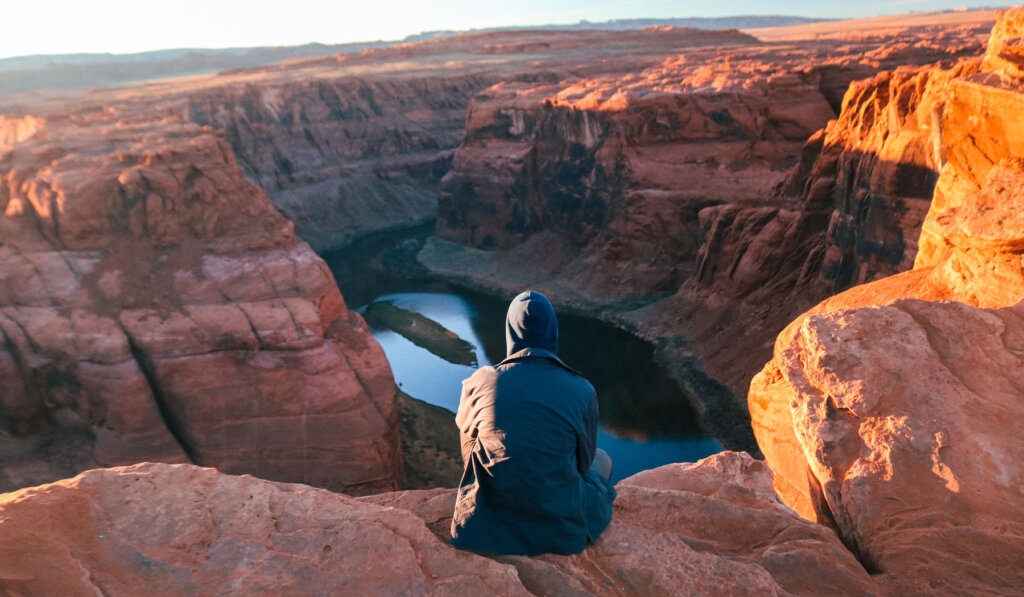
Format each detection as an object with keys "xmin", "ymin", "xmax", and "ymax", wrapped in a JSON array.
[{"xmin": 750, "ymin": 299, "xmax": 1024, "ymax": 595}]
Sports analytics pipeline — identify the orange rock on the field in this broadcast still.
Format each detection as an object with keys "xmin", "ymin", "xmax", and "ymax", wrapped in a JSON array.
[
  {"xmin": 0, "ymin": 463, "xmax": 526, "ymax": 596},
  {"xmin": 435, "ymin": 21, "xmax": 987, "ymax": 301},
  {"xmin": 749, "ymin": 10, "xmax": 1024, "ymax": 594},
  {"xmin": 981, "ymin": 6, "xmax": 1024, "ymax": 78},
  {"xmin": 751, "ymin": 300, "xmax": 1024, "ymax": 595},
  {"xmin": 0, "ymin": 455, "xmax": 880, "ymax": 596}
]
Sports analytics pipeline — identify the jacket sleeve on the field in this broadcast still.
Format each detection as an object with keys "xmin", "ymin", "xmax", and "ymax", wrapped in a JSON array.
[
  {"xmin": 576, "ymin": 391, "xmax": 599, "ymax": 473},
  {"xmin": 455, "ymin": 379, "xmax": 477, "ymax": 464}
]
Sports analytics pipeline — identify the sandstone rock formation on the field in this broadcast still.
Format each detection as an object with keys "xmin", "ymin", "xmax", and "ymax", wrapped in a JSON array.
[
  {"xmin": 751, "ymin": 299, "xmax": 1024, "ymax": 596},
  {"xmin": 0, "ymin": 23, "xmax": 804, "ymax": 492},
  {"xmin": 421, "ymin": 17, "xmax": 993, "ymax": 449},
  {"xmin": 0, "ymin": 463, "xmax": 525, "ymax": 596},
  {"xmin": 0, "ymin": 455, "xmax": 880, "ymax": 596},
  {"xmin": 0, "ymin": 17, "xmax": 1000, "ymax": 470},
  {"xmin": 749, "ymin": 8, "xmax": 1024, "ymax": 595},
  {"xmin": 0, "ymin": 107, "xmax": 401, "ymax": 494}
]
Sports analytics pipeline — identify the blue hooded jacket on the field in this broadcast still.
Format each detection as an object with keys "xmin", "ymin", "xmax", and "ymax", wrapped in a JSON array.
[{"xmin": 450, "ymin": 291, "xmax": 616, "ymax": 555}]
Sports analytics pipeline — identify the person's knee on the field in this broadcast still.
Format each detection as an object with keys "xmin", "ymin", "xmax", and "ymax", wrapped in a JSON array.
[{"xmin": 591, "ymin": 448, "xmax": 612, "ymax": 481}]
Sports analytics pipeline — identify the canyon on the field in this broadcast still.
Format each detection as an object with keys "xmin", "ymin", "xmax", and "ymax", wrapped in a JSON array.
[
  {"xmin": 421, "ymin": 13, "xmax": 994, "ymax": 449},
  {"xmin": 0, "ymin": 23, "xmax": 790, "ymax": 493},
  {"xmin": 1, "ymin": 7, "xmax": 1022, "ymax": 596}
]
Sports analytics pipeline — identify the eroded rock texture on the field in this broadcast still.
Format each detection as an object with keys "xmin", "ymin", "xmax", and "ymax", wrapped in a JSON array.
[
  {"xmin": 434, "ymin": 24, "xmax": 986, "ymax": 302},
  {"xmin": 749, "ymin": 9, "xmax": 1024, "ymax": 595},
  {"xmin": 186, "ymin": 74, "xmax": 496, "ymax": 252},
  {"xmin": 752, "ymin": 299, "xmax": 1024, "ymax": 596},
  {"xmin": 179, "ymin": 27, "xmax": 764, "ymax": 252},
  {"xmin": 422, "ymin": 16, "xmax": 993, "ymax": 449},
  {"xmin": 0, "ymin": 109, "xmax": 401, "ymax": 494},
  {"xmin": 0, "ymin": 455, "xmax": 880, "ymax": 596},
  {"xmin": 0, "ymin": 463, "xmax": 524, "ymax": 596}
]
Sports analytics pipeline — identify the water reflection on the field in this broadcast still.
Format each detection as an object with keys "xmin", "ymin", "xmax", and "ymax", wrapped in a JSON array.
[
  {"xmin": 357, "ymin": 290, "xmax": 723, "ymax": 483},
  {"xmin": 359, "ymin": 293, "xmax": 491, "ymax": 414}
]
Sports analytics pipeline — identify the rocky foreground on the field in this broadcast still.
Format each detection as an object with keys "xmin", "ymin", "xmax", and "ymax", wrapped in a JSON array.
[{"xmin": 0, "ymin": 456, "xmax": 879, "ymax": 596}]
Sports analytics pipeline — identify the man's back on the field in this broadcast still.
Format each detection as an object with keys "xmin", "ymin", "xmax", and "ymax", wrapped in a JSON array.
[{"xmin": 450, "ymin": 292, "xmax": 615, "ymax": 556}]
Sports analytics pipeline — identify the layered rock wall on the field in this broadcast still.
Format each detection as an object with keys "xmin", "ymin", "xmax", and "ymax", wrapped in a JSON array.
[
  {"xmin": 0, "ymin": 108, "xmax": 402, "ymax": 494},
  {"xmin": 434, "ymin": 25, "xmax": 987, "ymax": 303},
  {"xmin": 186, "ymin": 74, "xmax": 501, "ymax": 251},
  {"xmin": 180, "ymin": 27, "xmax": 763, "ymax": 253},
  {"xmin": 437, "ymin": 66, "xmax": 833, "ymax": 299}
]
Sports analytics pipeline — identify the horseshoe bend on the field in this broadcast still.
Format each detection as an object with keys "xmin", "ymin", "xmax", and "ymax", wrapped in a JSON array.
[{"xmin": 0, "ymin": 6, "xmax": 1022, "ymax": 596}]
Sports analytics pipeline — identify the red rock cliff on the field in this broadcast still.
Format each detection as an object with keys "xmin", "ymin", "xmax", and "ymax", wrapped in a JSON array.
[
  {"xmin": 434, "ymin": 23, "xmax": 985, "ymax": 300},
  {"xmin": 749, "ymin": 8, "xmax": 1024, "ymax": 594},
  {"xmin": 178, "ymin": 27, "xmax": 763, "ymax": 253},
  {"xmin": 0, "ymin": 103, "xmax": 402, "ymax": 494}
]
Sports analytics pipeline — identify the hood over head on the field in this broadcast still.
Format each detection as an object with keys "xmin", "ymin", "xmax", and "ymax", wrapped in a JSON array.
[{"xmin": 505, "ymin": 290, "xmax": 558, "ymax": 356}]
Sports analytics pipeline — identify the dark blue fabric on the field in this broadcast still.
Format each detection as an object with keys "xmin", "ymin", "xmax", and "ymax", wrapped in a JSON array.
[
  {"xmin": 505, "ymin": 290, "xmax": 558, "ymax": 356},
  {"xmin": 451, "ymin": 292, "xmax": 615, "ymax": 556}
]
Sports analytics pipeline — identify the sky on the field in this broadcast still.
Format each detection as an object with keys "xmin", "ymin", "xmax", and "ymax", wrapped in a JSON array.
[{"xmin": 0, "ymin": 1, "xmax": 1014, "ymax": 60}]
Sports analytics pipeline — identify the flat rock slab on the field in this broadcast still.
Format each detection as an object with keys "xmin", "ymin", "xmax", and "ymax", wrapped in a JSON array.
[{"xmin": 0, "ymin": 456, "xmax": 879, "ymax": 596}]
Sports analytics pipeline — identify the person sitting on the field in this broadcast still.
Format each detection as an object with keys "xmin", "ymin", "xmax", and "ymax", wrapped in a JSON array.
[{"xmin": 450, "ymin": 290, "xmax": 615, "ymax": 556}]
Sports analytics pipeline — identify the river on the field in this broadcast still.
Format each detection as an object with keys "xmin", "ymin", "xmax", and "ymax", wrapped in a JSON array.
[{"xmin": 323, "ymin": 229, "xmax": 723, "ymax": 483}]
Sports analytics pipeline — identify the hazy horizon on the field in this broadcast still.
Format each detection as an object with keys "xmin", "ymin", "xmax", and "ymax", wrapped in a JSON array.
[{"xmin": 1, "ymin": 1, "xmax": 1015, "ymax": 61}]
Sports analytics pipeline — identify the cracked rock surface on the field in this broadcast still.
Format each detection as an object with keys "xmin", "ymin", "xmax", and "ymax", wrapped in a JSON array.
[
  {"xmin": 0, "ymin": 110, "xmax": 401, "ymax": 495},
  {"xmin": 0, "ymin": 455, "xmax": 878, "ymax": 596},
  {"xmin": 749, "ymin": 9, "xmax": 1024, "ymax": 595}
]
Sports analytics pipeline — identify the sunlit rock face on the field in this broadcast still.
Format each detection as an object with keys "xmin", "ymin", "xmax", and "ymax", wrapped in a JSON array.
[
  {"xmin": 752, "ymin": 299, "xmax": 1024, "ymax": 595},
  {"xmin": 749, "ymin": 9, "xmax": 1024, "ymax": 595},
  {"xmin": 424, "ymin": 19, "xmax": 989, "ymax": 446},
  {"xmin": 0, "ymin": 456, "xmax": 881, "ymax": 596},
  {"xmin": 777, "ymin": 63, "xmax": 974, "ymax": 290},
  {"xmin": 0, "ymin": 104, "xmax": 401, "ymax": 495}
]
